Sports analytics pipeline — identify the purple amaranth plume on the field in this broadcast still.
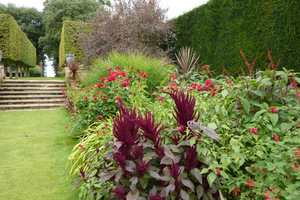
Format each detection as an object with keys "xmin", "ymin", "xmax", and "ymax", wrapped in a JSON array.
[
  {"xmin": 135, "ymin": 111, "xmax": 165, "ymax": 160},
  {"xmin": 136, "ymin": 160, "xmax": 151, "ymax": 178},
  {"xmin": 111, "ymin": 187, "xmax": 126, "ymax": 200},
  {"xmin": 113, "ymin": 103, "xmax": 139, "ymax": 159},
  {"xmin": 149, "ymin": 193, "xmax": 167, "ymax": 200},
  {"xmin": 161, "ymin": 90, "xmax": 200, "ymax": 134},
  {"xmin": 168, "ymin": 160, "xmax": 181, "ymax": 190},
  {"xmin": 184, "ymin": 147, "xmax": 198, "ymax": 173}
]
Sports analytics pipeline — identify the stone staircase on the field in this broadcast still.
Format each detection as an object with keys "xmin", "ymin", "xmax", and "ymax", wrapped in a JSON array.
[{"xmin": 0, "ymin": 79, "xmax": 66, "ymax": 111}]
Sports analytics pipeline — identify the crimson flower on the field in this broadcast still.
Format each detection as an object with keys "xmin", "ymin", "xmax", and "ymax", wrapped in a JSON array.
[
  {"xmin": 249, "ymin": 128, "xmax": 258, "ymax": 135},
  {"xmin": 65, "ymin": 126, "xmax": 68, "ymax": 129},
  {"xmin": 85, "ymin": 96, "xmax": 87, "ymax": 99},
  {"xmin": 273, "ymin": 134, "xmax": 279, "ymax": 142},
  {"xmin": 153, "ymin": 91, "xmax": 157, "ymax": 96},
  {"xmin": 96, "ymin": 83, "xmax": 102, "ymax": 88},
  {"xmin": 100, "ymin": 77, "xmax": 106, "ymax": 83},
  {"xmin": 103, "ymin": 95, "xmax": 107, "ymax": 100},
  {"xmin": 247, "ymin": 178, "xmax": 256, "ymax": 187},
  {"xmin": 269, "ymin": 107, "xmax": 277, "ymax": 113},
  {"xmin": 98, "ymin": 115, "xmax": 103, "ymax": 120},
  {"xmin": 141, "ymin": 71, "xmax": 147, "ymax": 78},
  {"xmin": 217, "ymin": 166, "xmax": 220, "ymax": 175},
  {"xmin": 94, "ymin": 96, "xmax": 97, "ymax": 100},
  {"xmin": 103, "ymin": 85, "xmax": 107, "ymax": 89},
  {"xmin": 169, "ymin": 74, "xmax": 176, "ymax": 79},
  {"xmin": 106, "ymin": 67, "xmax": 112, "ymax": 71},
  {"xmin": 115, "ymin": 96, "xmax": 122, "ymax": 103},
  {"xmin": 120, "ymin": 71, "xmax": 126, "ymax": 77},
  {"xmin": 232, "ymin": 187, "xmax": 238, "ymax": 195},
  {"xmin": 191, "ymin": 82, "xmax": 197, "ymax": 88},
  {"xmin": 158, "ymin": 96, "xmax": 164, "ymax": 101},
  {"xmin": 197, "ymin": 85, "xmax": 203, "ymax": 91}
]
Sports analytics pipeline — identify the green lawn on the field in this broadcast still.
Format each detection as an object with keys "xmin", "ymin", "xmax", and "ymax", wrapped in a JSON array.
[
  {"xmin": 0, "ymin": 109, "xmax": 79, "ymax": 200},
  {"xmin": 17, "ymin": 77, "xmax": 64, "ymax": 80}
]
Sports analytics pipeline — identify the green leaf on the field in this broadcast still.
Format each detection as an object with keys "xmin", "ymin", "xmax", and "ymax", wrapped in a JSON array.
[
  {"xmin": 240, "ymin": 98, "xmax": 250, "ymax": 114},
  {"xmin": 200, "ymin": 168, "xmax": 209, "ymax": 174},
  {"xmin": 207, "ymin": 172, "xmax": 217, "ymax": 186},
  {"xmin": 280, "ymin": 123, "xmax": 293, "ymax": 131},
  {"xmin": 190, "ymin": 137, "xmax": 197, "ymax": 147},
  {"xmin": 221, "ymin": 124, "xmax": 230, "ymax": 130},
  {"xmin": 269, "ymin": 113, "xmax": 279, "ymax": 126},
  {"xmin": 220, "ymin": 171, "xmax": 229, "ymax": 179},
  {"xmin": 253, "ymin": 109, "xmax": 267, "ymax": 119},
  {"xmin": 221, "ymin": 90, "xmax": 228, "ymax": 98},
  {"xmin": 207, "ymin": 123, "xmax": 217, "ymax": 130}
]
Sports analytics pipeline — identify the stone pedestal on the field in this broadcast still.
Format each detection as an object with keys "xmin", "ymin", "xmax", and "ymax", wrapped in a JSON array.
[{"xmin": 0, "ymin": 65, "xmax": 5, "ymax": 80}]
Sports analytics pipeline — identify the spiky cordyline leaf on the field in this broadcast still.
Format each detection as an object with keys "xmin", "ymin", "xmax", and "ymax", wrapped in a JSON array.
[{"xmin": 175, "ymin": 47, "xmax": 199, "ymax": 74}]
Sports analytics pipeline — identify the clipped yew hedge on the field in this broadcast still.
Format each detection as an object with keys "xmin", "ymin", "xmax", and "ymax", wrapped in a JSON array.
[
  {"xmin": 0, "ymin": 14, "xmax": 36, "ymax": 67},
  {"xmin": 59, "ymin": 21, "xmax": 91, "ymax": 67},
  {"xmin": 174, "ymin": 0, "xmax": 300, "ymax": 75}
]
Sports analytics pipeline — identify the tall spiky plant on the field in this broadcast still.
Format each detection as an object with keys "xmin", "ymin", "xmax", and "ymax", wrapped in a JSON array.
[{"xmin": 175, "ymin": 47, "xmax": 200, "ymax": 74}]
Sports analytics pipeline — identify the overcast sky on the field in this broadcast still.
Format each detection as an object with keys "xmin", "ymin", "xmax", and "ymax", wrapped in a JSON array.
[{"xmin": 0, "ymin": 0, "xmax": 209, "ymax": 19}]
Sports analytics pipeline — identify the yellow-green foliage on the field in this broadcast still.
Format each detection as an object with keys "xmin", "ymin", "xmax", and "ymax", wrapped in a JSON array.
[
  {"xmin": 0, "ymin": 14, "xmax": 36, "ymax": 68},
  {"xmin": 59, "ymin": 21, "xmax": 91, "ymax": 67}
]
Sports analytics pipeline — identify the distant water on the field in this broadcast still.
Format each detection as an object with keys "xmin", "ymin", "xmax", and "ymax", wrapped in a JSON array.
[{"xmin": 44, "ymin": 55, "xmax": 55, "ymax": 77}]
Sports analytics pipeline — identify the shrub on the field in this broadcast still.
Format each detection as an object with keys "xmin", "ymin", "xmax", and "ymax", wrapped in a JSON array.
[
  {"xmin": 80, "ymin": 0, "xmax": 176, "ymax": 62},
  {"xmin": 29, "ymin": 67, "xmax": 42, "ymax": 77},
  {"xmin": 66, "ymin": 65, "xmax": 150, "ymax": 137},
  {"xmin": 81, "ymin": 52, "xmax": 173, "ymax": 94}
]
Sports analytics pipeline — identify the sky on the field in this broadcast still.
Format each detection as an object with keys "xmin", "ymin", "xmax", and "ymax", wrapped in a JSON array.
[
  {"xmin": 0, "ymin": 0, "xmax": 209, "ymax": 76},
  {"xmin": 0, "ymin": 0, "xmax": 210, "ymax": 19}
]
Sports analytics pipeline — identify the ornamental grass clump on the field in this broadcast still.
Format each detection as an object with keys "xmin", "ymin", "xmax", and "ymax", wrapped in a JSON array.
[{"xmin": 93, "ymin": 90, "xmax": 223, "ymax": 199}]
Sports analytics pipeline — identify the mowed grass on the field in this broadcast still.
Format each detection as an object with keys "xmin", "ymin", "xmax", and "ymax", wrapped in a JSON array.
[{"xmin": 0, "ymin": 109, "xmax": 79, "ymax": 200}]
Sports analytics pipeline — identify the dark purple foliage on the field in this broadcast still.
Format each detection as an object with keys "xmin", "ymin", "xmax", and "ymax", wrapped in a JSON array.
[
  {"xmin": 149, "ymin": 193, "xmax": 167, "ymax": 200},
  {"xmin": 136, "ymin": 160, "xmax": 151, "ymax": 178},
  {"xmin": 113, "ymin": 103, "xmax": 139, "ymax": 159},
  {"xmin": 111, "ymin": 187, "xmax": 126, "ymax": 200},
  {"xmin": 161, "ymin": 90, "xmax": 199, "ymax": 134},
  {"xmin": 168, "ymin": 160, "xmax": 181, "ymax": 190},
  {"xmin": 184, "ymin": 147, "xmax": 198, "ymax": 173}
]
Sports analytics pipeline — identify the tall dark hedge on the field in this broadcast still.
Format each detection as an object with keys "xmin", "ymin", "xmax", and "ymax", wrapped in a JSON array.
[{"xmin": 174, "ymin": 0, "xmax": 300, "ymax": 75}]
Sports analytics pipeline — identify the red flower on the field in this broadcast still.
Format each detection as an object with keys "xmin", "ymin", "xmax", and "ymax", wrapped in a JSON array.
[
  {"xmin": 103, "ymin": 95, "xmax": 107, "ymax": 100},
  {"xmin": 169, "ymin": 73, "xmax": 176, "ymax": 79},
  {"xmin": 106, "ymin": 67, "xmax": 112, "ymax": 71},
  {"xmin": 158, "ymin": 96, "xmax": 164, "ymax": 101},
  {"xmin": 136, "ymin": 160, "xmax": 151, "ymax": 178},
  {"xmin": 269, "ymin": 107, "xmax": 277, "ymax": 113},
  {"xmin": 94, "ymin": 96, "xmax": 98, "ymax": 100},
  {"xmin": 197, "ymin": 85, "xmax": 203, "ymax": 91},
  {"xmin": 247, "ymin": 178, "xmax": 256, "ymax": 187},
  {"xmin": 120, "ymin": 71, "xmax": 126, "ymax": 77},
  {"xmin": 85, "ymin": 96, "xmax": 87, "ymax": 99},
  {"xmin": 98, "ymin": 115, "xmax": 103, "ymax": 120},
  {"xmin": 232, "ymin": 187, "xmax": 238, "ymax": 195},
  {"xmin": 204, "ymin": 65, "xmax": 209, "ymax": 69},
  {"xmin": 103, "ymin": 85, "xmax": 106, "ymax": 89},
  {"xmin": 65, "ymin": 126, "xmax": 68, "ymax": 129},
  {"xmin": 100, "ymin": 77, "xmax": 106, "ymax": 83},
  {"xmin": 217, "ymin": 166, "xmax": 220, "ymax": 175},
  {"xmin": 115, "ymin": 96, "xmax": 122, "ymax": 103},
  {"xmin": 205, "ymin": 79, "xmax": 212, "ymax": 85},
  {"xmin": 115, "ymin": 66, "xmax": 120, "ymax": 71},
  {"xmin": 96, "ymin": 83, "xmax": 103, "ymax": 88},
  {"xmin": 153, "ymin": 91, "xmax": 156, "ymax": 96},
  {"xmin": 96, "ymin": 92, "xmax": 102, "ymax": 95},
  {"xmin": 273, "ymin": 134, "xmax": 279, "ymax": 142},
  {"xmin": 141, "ymin": 71, "xmax": 147, "ymax": 78},
  {"xmin": 191, "ymin": 82, "xmax": 197, "ymax": 88},
  {"xmin": 295, "ymin": 149, "xmax": 300, "ymax": 156},
  {"xmin": 136, "ymin": 68, "xmax": 139, "ymax": 71},
  {"xmin": 249, "ymin": 128, "xmax": 258, "ymax": 135}
]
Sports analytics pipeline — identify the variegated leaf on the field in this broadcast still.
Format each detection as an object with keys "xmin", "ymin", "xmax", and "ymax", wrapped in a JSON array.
[{"xmin": 187, "ymin": 121, "xmax": 221, "ymax": 143}]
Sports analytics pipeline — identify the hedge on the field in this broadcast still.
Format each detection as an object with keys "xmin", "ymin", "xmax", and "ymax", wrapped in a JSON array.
[
  {"xmin": 0, "ymin": 14, "xmax": 36, "ymax": 68},
  {"xmin": 174, "ymin": 0, "xmax": 300, "ymax": 75},
  {"xmin": 59, "ymin": 21, "xmax": 91, "ymax": 67}
]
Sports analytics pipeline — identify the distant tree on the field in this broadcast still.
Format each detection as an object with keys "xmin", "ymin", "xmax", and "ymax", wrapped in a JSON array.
[
  {"xmin": 80, "ymin": 0, "xmax": 176, "ymax": 62},
  {"xmin": 0, "ymin": 3, "xmax": 44, "ymax": 64},
  {"xmin": 40, "ymin": 0, "xmax": 110, "ymax": 72}
]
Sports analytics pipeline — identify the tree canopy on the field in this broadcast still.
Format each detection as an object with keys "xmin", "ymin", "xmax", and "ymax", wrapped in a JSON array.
[
  {"xmin": 39, "ymin": 0, "xmax": 110, "ymax": 71},
  {"xmin": 0, "ymin": 3, "xmax": 44, "ymax": 64}
]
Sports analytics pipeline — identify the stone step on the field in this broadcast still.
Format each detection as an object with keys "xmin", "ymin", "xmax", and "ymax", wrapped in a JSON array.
[
  {"xmin": 0, "ymin": 103, "xmax": 64, "ymax": 111},
  {"xmin": 0, "ymin": 87, "xmax": 62, "ymax": 91},
  {"xmin": 0, "ymin": 99, "xmax": 65, "ymax": 104},
  {"xmin": 3, "ymin": 79, "xmax": 65, "ymax": 84},
  {"xmin": 0, "ymin": 91, "xmax": 63, "ymax": 95},
  {"xmin": 0, "ymin": 95, "xmax": 64, "ymax": 99},
  {"xmin": 1, "ymin": 83, "xmax": 62, "ymax": 88}
]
